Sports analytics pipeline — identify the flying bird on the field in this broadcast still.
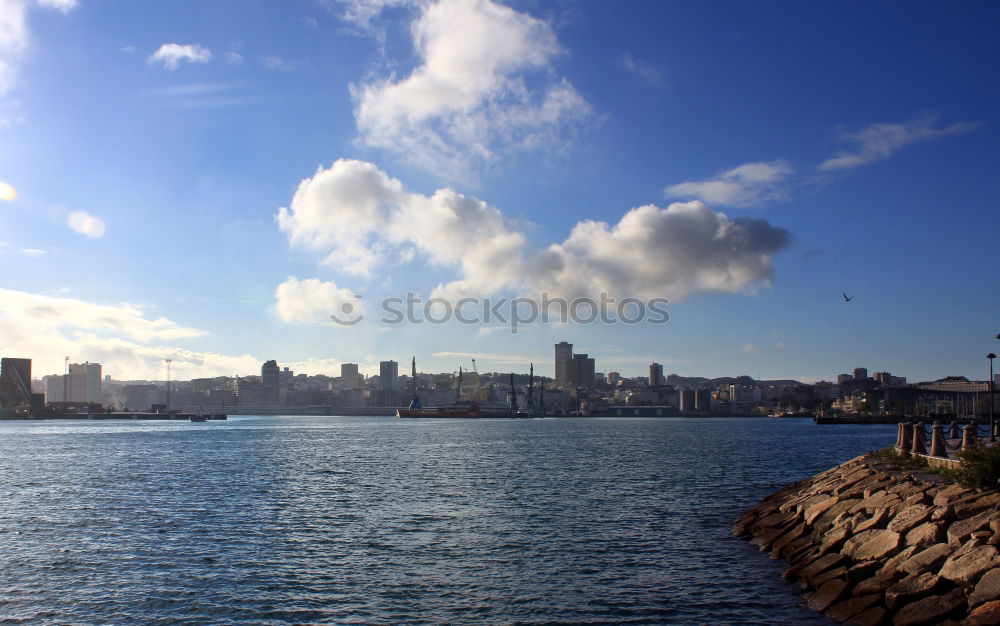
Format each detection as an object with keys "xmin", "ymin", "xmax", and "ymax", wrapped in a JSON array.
[{"xmin": 843, "ymin": 293, "xmax": 853, "ymax": 302}]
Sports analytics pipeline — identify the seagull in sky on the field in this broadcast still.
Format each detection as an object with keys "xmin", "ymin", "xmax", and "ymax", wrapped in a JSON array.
[{"xmin": 843, "ymin": 292, "xmax": 853, "ymax": 302}]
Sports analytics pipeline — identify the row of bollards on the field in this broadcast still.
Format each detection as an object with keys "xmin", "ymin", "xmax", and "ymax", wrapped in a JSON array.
[{"xmin": 895, "ymin": 421, "xmax": 988, "ymax": 458}]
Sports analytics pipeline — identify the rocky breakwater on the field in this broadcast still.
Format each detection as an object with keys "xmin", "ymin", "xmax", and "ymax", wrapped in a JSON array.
[{"xmin": 734, "ymin": 454, "xmax": 1000, "ymax": 625}]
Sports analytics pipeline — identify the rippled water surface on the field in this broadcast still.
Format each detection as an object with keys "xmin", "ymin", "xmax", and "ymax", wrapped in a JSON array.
[{"xmin": 0, "ymin": 416, "xmax": 896, "ymax": 624}]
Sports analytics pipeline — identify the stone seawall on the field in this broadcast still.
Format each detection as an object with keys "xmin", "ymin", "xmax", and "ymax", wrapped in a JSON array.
[{"xmin": 734, "ymin": 454, "xmax": 1000, "ymax": 625}]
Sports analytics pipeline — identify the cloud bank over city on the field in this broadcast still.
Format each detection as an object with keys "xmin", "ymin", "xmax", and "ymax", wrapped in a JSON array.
[{"xmin": 276, "ymin": 159, "xmax": 790, "ymax": 307}]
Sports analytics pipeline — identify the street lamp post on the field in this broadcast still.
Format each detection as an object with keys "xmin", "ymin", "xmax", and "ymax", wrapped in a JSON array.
[
  {"xmin": 989, "ymin": 352, "xmax": 997, "ymax": 443},
  {"xmin": 63, "ymin": 356, "xmax": 69, "ymax": 403}
]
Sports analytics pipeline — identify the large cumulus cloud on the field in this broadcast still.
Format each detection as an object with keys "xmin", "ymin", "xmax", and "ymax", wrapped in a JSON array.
[{"xmin": 276, "ymin": 159, "xmax": 791, "ymax": 302}]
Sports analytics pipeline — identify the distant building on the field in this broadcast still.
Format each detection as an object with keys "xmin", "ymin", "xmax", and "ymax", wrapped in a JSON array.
[
  {"xmin": 837, "ymin": 373, "xmax": 854, "ymax": 385},
  {"xmin": 678, "ymin": 388, "xmax": 695, "ymax": 412},
  {"xmin": 261, "ymin": 360, "xmax": 280, "ymax": 404},
  {"xmin": 0, "ymin": 357, "xmax": 32, "ymax": 408},
  {"xmin": 694, "ymin": 389, "xmax": 712, "ymax": 411},
  {"xmin": 570, "ymin": 353, "xmax": 596, "ymax": 388},
  {"xmin": 68, "ymin": 362, "xmax": 101, "ymax": 403},
  {"xmin": 649, "ymin": 362, "xmax": 664, "ymax": 386},
  {"xmin": 340, "ymin": 363, "xmax": 361, "ymax": 389},
  {"xmin": 43, "ymin": 374, "xmax": 65, "ymax": 403},
  {"xmin": 379, "ymin": 360, "xmax": 399, "ymax": 390},
  {"xmin": 853, "ymin": 367, "xmax": 868, "ymax": 380},
  {"xmin": 606, "ymin": 371, "xmax": 621, "ymax": 386},
  {"xmin": 554, "ymin": 342, "xmax": 573, "ymax": 387}
]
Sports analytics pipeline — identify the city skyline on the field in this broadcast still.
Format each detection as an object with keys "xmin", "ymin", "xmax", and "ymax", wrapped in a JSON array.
[{"xmin": 2, "ymin": 1, "xmax": 999, "ymax": 382}]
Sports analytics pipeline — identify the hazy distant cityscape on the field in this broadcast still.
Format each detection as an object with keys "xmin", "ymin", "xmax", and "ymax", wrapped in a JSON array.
[{"xmin": 4, "ymin": 342, "xmax": 999, "ymax": 418}]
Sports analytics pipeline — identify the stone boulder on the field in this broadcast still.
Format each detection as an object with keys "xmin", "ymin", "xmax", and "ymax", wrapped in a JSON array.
[
  {"xmin": 890, "ymin": 588, "xmax": 965, "ymax": 626},
  {"xmin": 938, "ymin": 545, "xmax": 1000, "ymax": 585},
  {"xmin": 968, "ymin": 567, "xmax": 1000, "ymax": 607}
]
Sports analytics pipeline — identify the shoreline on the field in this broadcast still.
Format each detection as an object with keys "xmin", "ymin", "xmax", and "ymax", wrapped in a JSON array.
[{"xmin": 734, "ymin": 453, "xmax": 1000, "ymax": 624}]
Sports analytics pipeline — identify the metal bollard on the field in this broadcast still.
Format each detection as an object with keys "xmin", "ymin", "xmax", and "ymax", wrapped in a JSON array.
[
  {"xmin": 929, "ymin": 422, "xmax": 946, "ymax": 457},
  {"xmin": 949, "ymin": 421, "xmax": 959, "ymax": 440},
  {"xmin": 911, "ymin": 422, "xmax": 927, "ymax": 455},
  {"xmin": 962, "ymin": 425, "xmax": 976, "ymax": 450}
]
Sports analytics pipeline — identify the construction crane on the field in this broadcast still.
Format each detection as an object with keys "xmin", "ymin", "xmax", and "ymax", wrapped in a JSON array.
[{"xmin": 469, "ymin": 358, "xmax": 486, "ymax": 401}]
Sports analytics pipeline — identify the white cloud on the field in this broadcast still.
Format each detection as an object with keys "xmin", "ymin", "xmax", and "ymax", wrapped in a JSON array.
[
  {"xmin": 0, "ymin": 1, "xmax": 75, "ymax": 97},
  {"xmin": 277, "ymin": 159, "xmax": 790, "ymax": 303},
  {"xmin": 329, "ymin": 0, "xmax": 412, "ymax": 31},
  {"xmin": 621, "ymin": 53, "xmax": 664, "ymax": 87},
  {"xmin": 224, "ymin": 51, "xmax": 243, "ymax": 66},
  {"xmin": 20, "ymin": 247, "xmax": 45, "ymax": 256},
  {"xmin": 0, "ymin": 0, "xmax": 30, "ymax": 96},
  {"xmin": 665, "ymin": 160, "xmax": 793, "ymax": 208},
  {"xmin": 820, "ymin": 116, "xmax": 977, "ymax": 171},
  {"xmin": 274, "ymin": 276, "xmax": 362, "ymax": 325},
  {"xmin": 67, "ymin": 210, "xmax": 106, "ymax": 238},
  {"xmin": 0, "ymin": 287, "xmax": 357, "ymax": 380},
  {"xmin": 432, "ymin": 350, "xmax": 537, "ymax": 364},
  {"xmin": 742, "ymin": 343, "xmax": 757, "ymax": 354},
  {"xmin": 262, "ymin": 55, "xmax": 295, "ymax": 72},
  {"xmin": 147, "ymin": 43, "xmax": 212, "ymax": 70},
  {"xmin": 350, "ymin": 0, "xmax": 591, "ymax": 181},
  {"xmin": 36, "ymin": 0, "xmax": 76, "ymax": 13},
  {"xmin": 0, "ymin": 288, "xmax": 206, "ymax": 344}
]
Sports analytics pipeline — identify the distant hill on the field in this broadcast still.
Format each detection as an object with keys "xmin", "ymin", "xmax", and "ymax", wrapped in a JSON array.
[{"xmin": 667, "ymin": 374, "xmax": 803, "ymax": 388}]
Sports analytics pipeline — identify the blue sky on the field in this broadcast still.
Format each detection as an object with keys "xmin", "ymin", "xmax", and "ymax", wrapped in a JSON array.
[{"xmin": 1, "ymin": 0, "xmax": 998, "ymax": 383}]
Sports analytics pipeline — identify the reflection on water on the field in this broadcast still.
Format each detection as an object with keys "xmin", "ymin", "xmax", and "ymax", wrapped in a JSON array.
[{"xmin": 0, "ymin": 416, "xmax": 891, "ymax": 623}]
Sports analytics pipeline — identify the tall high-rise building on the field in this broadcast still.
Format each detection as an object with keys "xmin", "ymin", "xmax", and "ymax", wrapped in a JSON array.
[
  {"xmin": 67, "ymin": 362, "xmax": 101, "ymax": 403},
  {"xmin": 261, "ymin": 360, "xmax": 280, "ymax": 404},
  {"xmin": 379, "ymin": 360, "xmax": 399, "ymax": 390},
  {"xmin": 0, "ymin": 357, "xmax": 32, "ymax": 408},
  {"xmin": 554, "ymin": 342, "xmax": 573, "ymax": 386},
  {"xmin": 649, "ymin": 362, "xmax": 664, "ymax": 386},
  {"xmin": 853, "ymin": 367, "xmax": 868, "ymax": 380},
  {"xmin": 606, "ymin": 372, "xmax": 621, "ymax": 386},
  {"xmin": 341, "ymin": 363, "xmax": 361, "ymax": 388},
  {"xmin": 570, "ymin": 353, "xmax": 596, "ymax": 388}
]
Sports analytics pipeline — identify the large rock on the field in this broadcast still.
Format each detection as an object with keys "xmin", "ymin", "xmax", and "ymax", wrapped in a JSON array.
[
  {"xmin": 898, "ymin": 543, "xmax": 953, "ymax": 577},
  {"xmin": 770, "ymin": 521, "xmax": 808, "ymax": 556},
  {"xmin": 804, "ymin": 495, "xmax": 840, "ymax": 525},
  {"xmin": 946, "ymin": 509, "xmax": 996, "ymax": 545},
  {"xmin": 888, "ymin": 504, "xmax": 934, "ymax": 534},
  {"xmin": 884, "ymin": 573, "xmax": 944, "ymax": 610},
  {"xmin": 853, "ymin": 570, "xmax": 899, "ymax": 596},
  {"xmin": 843, "ymin": 530, "xmax": 883, "ymax": 558},
  {"xmin": 904, "ymin": 522, "xmax": 944, "ymax": 550},
  {"xmin": 825, "ymin": 593, "xmax": 881, "ymax": 622},
  {"xmin": 799, "ymin": 553, "xmax": 848, "ymax": 581},
  {"xmin": 968, "ymin": 568, "xmax": 1000, "ymax": 607},
  {"xmin": 890, "ymin": 588, "xmax": 965, "ymax": 626},
  {"xmin": 938, "ymin": 544, "xmax": 1000, "ymax": 585},
  {"xmin": 855, "ymin": 508, "xmax": 891, "ymax": 533},
  {"xmin": 932, "ymin": 484, "xmax": 970, "ymax": 507},
  {"xmin": 966, "ymin": 599, "xmax": 1000, "ymax": 625},
  {"xmin": 951, "ymin": 491, "xmax": 1000, "ymax": 519},
  {"xmin": 849, "ymin": 605, "xmax": 889, "ymax": 626},
  {"xmin": 807, "ymin": 578, "xmax": 849, "ymax": 612},
  {"xmin": 853, "ymin": 530, "xmax": 903, "ymax": 561},
  {"xmin": 878, "ymin": 545, "xmax": 920, "ymax": 577},
  {"xmin": 817, "ymin": 525, "xmax": 852, "ymax": 555},
  {"xmin": 814, "ymin": 499, "xmax": 863, "ymax": 533}
]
